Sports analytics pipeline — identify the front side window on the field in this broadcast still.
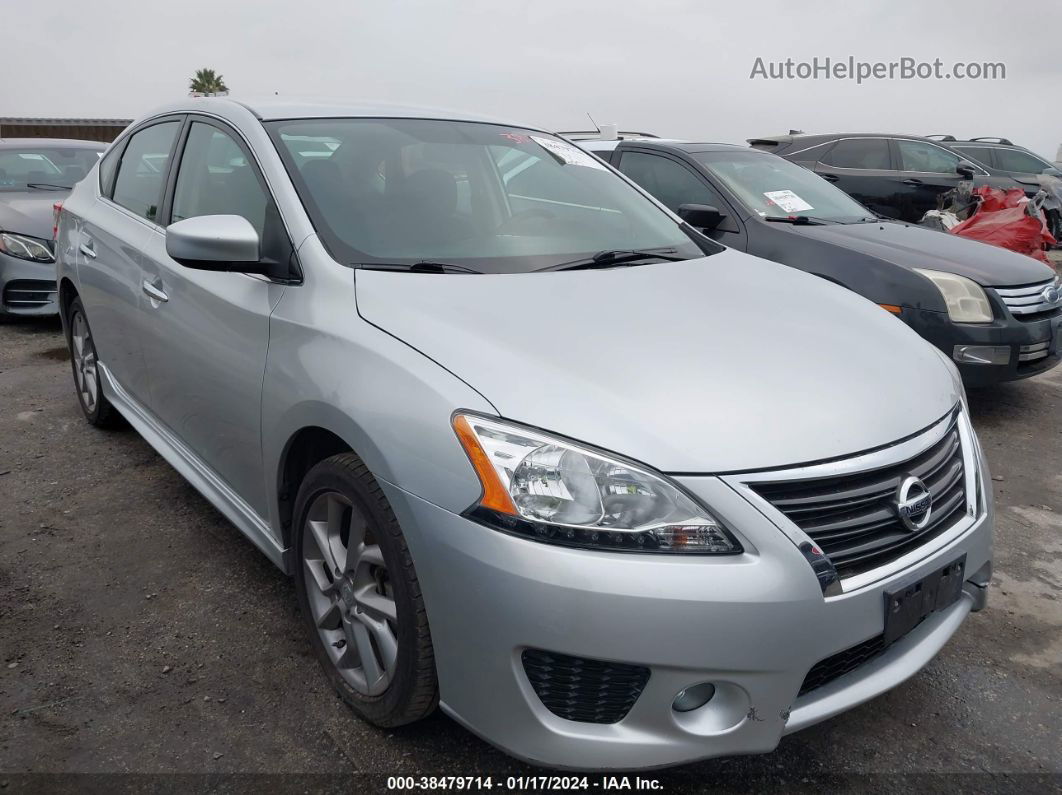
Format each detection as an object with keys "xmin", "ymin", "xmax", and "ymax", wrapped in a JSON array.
[
  {"xmin": 896, "ymin": 140, "xmax": 961, "ymax": 174},
  {"xmin": 618, "ymin": 152, "xmax": 727, "ymax": 213},
  {"xmin": 0, "ymin": 146, "xmax": 103, "ymax": 191},
  {"xmin": 821, "ymin": 138, "xmax": 891, "ymax": 170},
  {"xmin": 267, "ymin": 118, "xmax": 707, "ymax": 273},
  {"xmin": 695, "ymin": 150, "xmax": 872, "ymax": 223},
  {"xmin": 994, "ymin": 147, "xmax": 1054, "ymax": 174},
  {"xmin": 172, "ymin": 122, "xmax": 269, "ymax": 235},
  {"xmin": 112, "ymin": 121, "xmax": 180, "ymax": 222}
]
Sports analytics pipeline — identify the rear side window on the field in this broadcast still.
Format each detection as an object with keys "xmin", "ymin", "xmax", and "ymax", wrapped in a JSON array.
[
  {"xmin": 618, "ymin": 152, "xmax": 726, "ymax": 213},
  {"xmin": 821, "ymin": 139, "xmax": 891, "ymax": 170},
  {"xmin": 111, "ymin": 121, "xmax": 180, "ymax": 222}
]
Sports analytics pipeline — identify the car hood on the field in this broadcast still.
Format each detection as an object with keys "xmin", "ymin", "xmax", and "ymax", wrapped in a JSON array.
[
  {"xmin": 0, "ymin": 190, "xmax": 69, "ymax": 239},
  {"xmin": 787, "ymin": 220, "xmax": 1054, "ymax": 287},
  {"xmin": 355, "ymin": 249, "xmax": 960, "ymax": 473}
]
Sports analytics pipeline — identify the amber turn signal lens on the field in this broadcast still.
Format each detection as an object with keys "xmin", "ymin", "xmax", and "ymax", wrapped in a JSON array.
[
  {"xmin": 878, "ymin": 303, "xmax": 903, "ymax": 314},
  {"xmin": 452, "ymin": 414, "xmax": 518, "ymax": 515}
]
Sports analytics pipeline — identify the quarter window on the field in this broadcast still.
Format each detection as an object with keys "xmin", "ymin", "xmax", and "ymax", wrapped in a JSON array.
[
  {"xmin": 821, "ymin": 139, "xmax": 891, "ymax": 170},
  {"xmin": 618, "ymin": 152, "xmax": 726, "ymax": 213},
  {"xmin": 952, "ymin": 146, "xmax": 993, "ymax": 169},
  {"xmin": 896, "ymin": 140, "xmax": 961, "ymax": 174},
  {"xmin": 111, "ymin": 121, "xmax": 180, "ymax": 222}
]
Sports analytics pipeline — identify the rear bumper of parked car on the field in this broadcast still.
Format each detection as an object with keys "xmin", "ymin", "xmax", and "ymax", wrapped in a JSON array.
[
  {"xmin": 379, "ymin": 458, "xmax": 992, "ymax": 770},
  {"xmin": 0, "ymin": 251, "xmax": 59, "ymax": 317},
  {"xmin": 906, "ymin": 307, "xmax": 1062, "ymax": 386}
]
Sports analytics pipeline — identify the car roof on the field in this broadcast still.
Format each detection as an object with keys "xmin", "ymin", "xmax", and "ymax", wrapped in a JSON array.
[
  {"xmin": 135, "ymin": 96, "xmax": 535, "ymax": 129},
  {"xmin": 0, "ymin": 138, "xmax": 105, "ymax": 149}
]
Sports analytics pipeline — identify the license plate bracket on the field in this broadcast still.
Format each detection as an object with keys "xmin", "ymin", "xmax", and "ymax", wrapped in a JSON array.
[{"xmin": 883, "ymin": 554, "xmax": 966, "ymax": 646}]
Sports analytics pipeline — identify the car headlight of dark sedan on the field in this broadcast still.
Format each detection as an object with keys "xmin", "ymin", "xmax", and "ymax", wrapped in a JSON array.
[
  {"xmin": 453, "ymin": 412, "xmax": 741, "ymax": 554},
  {"xmin": 0, "ymin": 232, "xmax": 55, "ymax": 262}
]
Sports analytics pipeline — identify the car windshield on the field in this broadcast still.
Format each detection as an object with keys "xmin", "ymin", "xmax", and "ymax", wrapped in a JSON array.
[
  {"xmin": 0, "ymin": 146, "xmax": 102, "ymax": 190},
  {"xmin": 266, "ymin": 118, "xmax": 709, "ymax": 272},
  {"xmin": 694, "ymin": 150, "xmax": 873, "ymax": 223}
]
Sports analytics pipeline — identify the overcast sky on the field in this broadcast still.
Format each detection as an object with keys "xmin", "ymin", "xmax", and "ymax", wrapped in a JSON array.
[{"xmin": 8, "ymin": 1, "xmax": 1062, "ymax": 160}]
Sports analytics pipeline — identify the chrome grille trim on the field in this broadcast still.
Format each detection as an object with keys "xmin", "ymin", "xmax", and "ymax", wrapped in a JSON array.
[
  {"xmin": 992, "ymin": 279, "xmax": 1061, "ymax": 317},
  {"xmin": 723, "ymin": 405, "xmax": 981, "ymax": 595},
  {"xmin": 1018, "ymin": 341, "xmax": 1051, "ymax": 362},
  {"xmin": 2, "ymin": 280, "xmax": 57, "ymax": 308}
]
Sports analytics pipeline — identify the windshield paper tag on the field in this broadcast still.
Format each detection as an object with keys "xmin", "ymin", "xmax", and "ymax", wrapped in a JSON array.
[
  {"xmin": 764, "ymin": 190, "xmax": 813, "ymax": 213},
  {"xmin": 531, "ymin": 136, "xmax": 606, "ymax": 169}
]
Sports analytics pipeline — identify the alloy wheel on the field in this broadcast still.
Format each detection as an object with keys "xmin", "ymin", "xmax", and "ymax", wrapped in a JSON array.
[
  {"xmin": 70, "ymin": 309, "xmax": 98, "ymax": 413},
  {"xmin": 301, "ymin": 491, "xmax": 398, "ymax": 696}
]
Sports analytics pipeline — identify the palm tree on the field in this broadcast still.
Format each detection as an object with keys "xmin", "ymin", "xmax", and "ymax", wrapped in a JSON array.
[{"xmin": 189, "ymin": 68, "xmax": 229, "ymax": 96}]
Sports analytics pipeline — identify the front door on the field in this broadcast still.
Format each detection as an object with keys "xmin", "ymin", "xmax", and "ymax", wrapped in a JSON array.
[
  {"xmin": 813, "ymin": 137, "xmax": 898, "ymax": 219},
  {"xmin": 138, "ymin": 118, "xmax": 290, "ymax": 517}
]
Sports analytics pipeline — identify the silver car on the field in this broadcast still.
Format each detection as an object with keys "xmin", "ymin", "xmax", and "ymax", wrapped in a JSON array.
[
  {"xmin": 55, "ymin": 98, "xmax": 993, "ymax": 770},
  {"xmin": 0, "ymin": 139, "xmax": 104, "ymax": 317}
]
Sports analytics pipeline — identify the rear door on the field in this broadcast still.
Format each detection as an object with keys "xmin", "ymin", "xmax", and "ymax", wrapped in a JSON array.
[
  {"xmin": 813, "ymin": 138, "xmax": 898, "ymax": 218},
  {"xmin": 76, "ymin": 117, "xmax": 183, "ymax": 404},
  {"xmin": 138, "ymin": 117, "xmax": 291, "ymax": 516}
]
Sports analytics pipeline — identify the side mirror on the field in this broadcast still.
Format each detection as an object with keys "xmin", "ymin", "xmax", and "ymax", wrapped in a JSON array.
[
  {"xmin": 955, "ymin": 161, "xmax": 976, "ymax": 179},
  {"xmin": 165, "ymin": 215, "xmax": 263, "ymax": 272},
  {"xmin": 678, "ymin": 203, "xmax": 726, "ymax": 231}
]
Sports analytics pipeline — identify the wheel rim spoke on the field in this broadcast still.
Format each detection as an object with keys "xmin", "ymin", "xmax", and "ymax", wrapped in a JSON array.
[
  {"xmin": 304, "ymin": 556, "xmax": 335, "ymax": 595},
  {"xmin": 354, "ymin": 585, "xmax": 397, "ymax": 623},
  {"xmin": 308, "ymin": 519, "xmax": 337, "ymax": 573},
  {"xmin": 344, "ymin": 512, "xmax": 368, "ymax": 571},
  {"xmin": 349, "ymin": 620, "xmax": 383, "ymax": 689}
]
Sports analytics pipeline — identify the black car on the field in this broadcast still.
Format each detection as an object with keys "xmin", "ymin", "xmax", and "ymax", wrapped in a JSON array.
[
  {"xmin": 577, "ymin": 135, "xmax": 1062, "ymax": 386},
  {"xmin": 747, "ymin": 132, "xmax": 1036, "ymax": 225}
]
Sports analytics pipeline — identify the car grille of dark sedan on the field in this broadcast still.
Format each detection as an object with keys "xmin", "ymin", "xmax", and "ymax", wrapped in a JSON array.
[
  {"xmin": 798, "ymin": 634, "xmax": 886, "ymax": 696},
  {"xmin": 521, "ymin": 649, "xmax": 650, "ymax": 724},
  {"xmin": 751, "ymin": 418, "xmax": 968, "ymax": 580},
  {"xmin": 3, "ymin": 279, "xmax": 57, "ymax": 309},
  {"xmin": 993, "ymin": 279, "xmax": 1062, "ymax": 320}
]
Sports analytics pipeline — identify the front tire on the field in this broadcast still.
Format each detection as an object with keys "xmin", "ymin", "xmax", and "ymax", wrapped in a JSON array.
[
  {"xmin": 65, "ymin": 296, "xmax": 122, "ymax": 428},
  {"xmin": 293, "ymin": 453, "xmax": 438, "ymax": 727}
]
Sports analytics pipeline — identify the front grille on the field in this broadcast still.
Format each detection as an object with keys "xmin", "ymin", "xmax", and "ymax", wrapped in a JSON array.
[
  {"xmin": 799, "ymin": 634, "xmax": 886, "ymax": 696},
  {"xmin": 993, "ymin": 279, "xmax": 1061, "ymax": 320},
  {"xmin": 521, "ymin": 649, "xmax": 649, "ymax": 724},
  {"xmin": 3, "ymin": 279, "xmax": 57, "ymax": 308},
  {"xmin": 751, "ymin": 417, "xmax": 968, "ymax": 580}
]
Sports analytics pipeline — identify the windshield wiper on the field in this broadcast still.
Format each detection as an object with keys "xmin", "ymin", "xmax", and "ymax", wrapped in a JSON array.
[
  {"xmin": 539, "ymin": 248, "xmax": 686, "ymax": 272},
  {"xmin": 356, "ymin": 261, "xmax": 483, "ymax": 274},
  {"xmin": 25, "ymin": 183, "xmax": 72, "ymax": 191},
  {"xmin": 763, "ymin": 215, "xmax": 830, "ymax": 226}
]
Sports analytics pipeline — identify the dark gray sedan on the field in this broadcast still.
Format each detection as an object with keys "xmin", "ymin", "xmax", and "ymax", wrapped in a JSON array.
[{"xmin": 0, "ymin": 138, "xmax": 104, "ymax": 317}]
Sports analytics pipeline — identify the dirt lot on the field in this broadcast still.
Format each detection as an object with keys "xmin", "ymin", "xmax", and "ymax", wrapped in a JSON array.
[{"xmin": 1, "ymin": 311, "xmax": 1060, "ymax": 793}]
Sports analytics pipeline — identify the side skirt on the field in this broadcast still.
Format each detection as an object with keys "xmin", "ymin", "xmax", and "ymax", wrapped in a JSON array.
[{"xmin": 98, "ymin": 362, "xmax": 289, "ymax": 573}]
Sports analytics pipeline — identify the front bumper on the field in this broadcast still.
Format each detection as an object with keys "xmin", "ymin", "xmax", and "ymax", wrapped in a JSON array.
[
  {"xmin": 0, "ymin": 250, "xmax": 59, "ymax": 317},
  {"xmin": 905, "ymin": 306, "xmax": 1061, "ymax": 387},
  {"xmin": 381, "ymin": 463, "xmax": 993, "ymax": 770}
]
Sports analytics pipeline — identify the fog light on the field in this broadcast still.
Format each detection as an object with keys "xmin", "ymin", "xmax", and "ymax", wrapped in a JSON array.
[
  {"xmin": 953, "ymin": 345, "xmax": 1011, "ymax": 365},
  {"xmin": 672, "ymin": 682, "xmax": 716, "ymax": 713}
]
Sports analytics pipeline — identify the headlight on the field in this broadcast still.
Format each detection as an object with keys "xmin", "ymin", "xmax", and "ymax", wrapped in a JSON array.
[
  {"xmin": 913, "ymin": 268, "xmax": 992, "ymax": 323},
  {"xmin": 0, "ymin": 232, "xmax": 54, "ymax": 262},
  {"xmin": 452, "ymin": 413, "xmax": 741, "ymax": 554}
]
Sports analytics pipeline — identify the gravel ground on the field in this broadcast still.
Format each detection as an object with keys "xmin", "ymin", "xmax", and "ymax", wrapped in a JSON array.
[{"xmin": 0, "ymin": 315, "xmax": 1059, "ymax": 794}]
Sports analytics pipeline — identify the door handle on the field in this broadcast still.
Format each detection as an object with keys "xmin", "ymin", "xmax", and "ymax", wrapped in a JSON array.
[
  {"xmin": 79, "ymin": 241, "xmax": 97, "ymax": 258},
  {"xmin": 142, "ymin": 280, "xmax": 169, "ymax": 303},
  {"xmin": 902, "ymin": 178, "xmax": 924, "ymax": 186},
  {"xmin": 820, "ymin": 173, "xmax": 839, "ymax": 182}
]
